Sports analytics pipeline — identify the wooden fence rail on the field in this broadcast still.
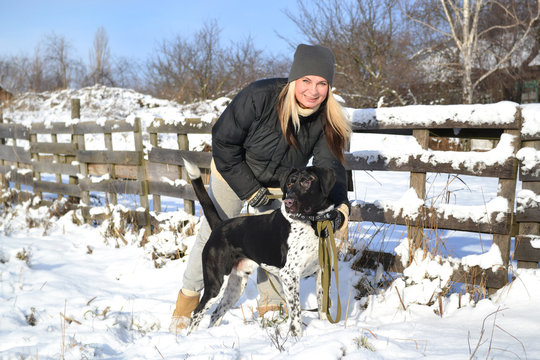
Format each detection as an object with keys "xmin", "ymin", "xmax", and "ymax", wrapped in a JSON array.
[
  {"xmin": 347, "ymin": 104, "xmax": 523, "ymax": 291},
  {"xmin": 0, "ymin": 100, "xmax": 538, "ymax": 292}
]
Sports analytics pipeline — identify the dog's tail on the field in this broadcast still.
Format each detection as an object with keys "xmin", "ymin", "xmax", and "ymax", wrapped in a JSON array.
[{"xmin": 183, "ymin": 158, "xmax": 222, "ymax": 230}]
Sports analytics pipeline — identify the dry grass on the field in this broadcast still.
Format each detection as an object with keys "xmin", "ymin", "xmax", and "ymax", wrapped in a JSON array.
[
  {"xmin": 349, "ymin": 173, "xmax": 493, "ymax": 305},
  {"xmin": 16, "ymin": 247, "xmax": 32, "ymax": 266},
  {"xmin": 466, "ymin": 306, "xmax": 527, "ymax": 360}
]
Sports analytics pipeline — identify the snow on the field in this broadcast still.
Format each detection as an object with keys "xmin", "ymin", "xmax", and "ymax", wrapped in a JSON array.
[
  {"xmin": 376, "ymin": 188, "xmax": 425, "ymax": 217},
  {"xmin": 3, "ymin": 85, "xmax": 228, "ymax": 128},
  {"xmin": 438, "ymin": 196, "xmax": 509, "ymax": 223},
  {"xmin": 1, "ymin": 86, "xmax": 540, "ymax": 359},
  {"xmin": 2, "ymin": 207, "xmax": 539, "ymax": 359},
  {"xmin": 350, "ymin": 133, "xmax": 516, "ymax": 175},
  {"xmin": 348, "ymin": 101, "xmax": 518, "ymax": 127},
  {"xmin": 2, "ymin": 84, "xmax": 228, "ymax": 151},
  {"xmin": 461, "ymin": 244, "xmax": 504, "ymax": 271},
  {"xmin": 516, "ymin": 189, "xmax": 540, "ymax": 213},
  {"xmin": 520, "ymin": 103, "xmax": 540, "ymax": 137},
  {"xmin": 516, "ymin": 146, "xmax": 540, "ymax": 175}
]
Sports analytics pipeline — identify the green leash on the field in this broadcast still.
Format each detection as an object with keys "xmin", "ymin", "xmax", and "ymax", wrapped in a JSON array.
[
  {"xmin": 317, "ymin": 219, "xmax": 342, "ymax": 323},
  {"xmin": 264, "ymin": 219, "xmax": 342, "ymax": 324}
]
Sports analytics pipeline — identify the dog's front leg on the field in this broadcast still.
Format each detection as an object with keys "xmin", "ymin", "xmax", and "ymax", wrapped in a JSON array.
[
  {"xmin": 315, "ymin": 268, "xmax": 327, "ymax": 321},
  {"xmin": 279, "ymin": 267, "xmax": 302, "ymax": 337},
  {"xmin": 186, "ymin": 302, "xmax": 208, "ymax": 335}
]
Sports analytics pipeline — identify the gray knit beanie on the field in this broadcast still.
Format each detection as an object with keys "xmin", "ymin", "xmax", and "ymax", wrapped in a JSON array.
[{"xmin": 288, "ymin": 44, "xmax": 335, "ymax": 86}]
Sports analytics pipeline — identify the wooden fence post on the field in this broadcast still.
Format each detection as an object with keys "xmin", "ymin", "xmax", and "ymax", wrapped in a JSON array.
[
  {"xmin": 69, "ymin": 99, "xmax": 80, "ymax": 203},
  {"xmin": 490, "ymin": 128, "xmax": 521, "ymax": 293},
  {"xmin": 0, "ymin": 109, "xmax": 5, "ymax": 189},
  {"xmin": 13, "ymin": 130, "xmax": 21, "ymax": 191},
  {"xmin": 148, "ymin": 130, "xmax": 161, "ymax": 212},
  {"xmin": 0, "ymin": 109, "xmax": 3, "ymax": 142},
  {"xmin": 408, "ymin": 129, "xmax": 429, "ymax": 257},
  {"xmin": 178, "ymin": 132, "xmax": 194, "ymax": 215},
  {"xmin": 73, "ymin": 99, "xmax": 90, "ymax": 205},
  {"xmin": 51, "ymin": 132, "xmax": 64, "ymax": 199},
  {"xmin": 134, "ymin": 117, "xmax": 151, "ymax": 233},
  {"xmin": 29, "ymin": 131, "xmax": 42, "ymax": 199},
  {"xmin": 517, "ymin": 137, "xmax": 540, "ymax": 269},
  {"xmin": 104, "ymin": 130, "xmax": 117, "ymax": 205}
]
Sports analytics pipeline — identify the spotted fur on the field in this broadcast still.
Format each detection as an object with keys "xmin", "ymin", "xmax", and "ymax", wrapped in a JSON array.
[
  {"xmin": 182, "ymin": 159, "xmax": 336, "ymax": 336},
  {"xmin": 260, "ymin": 211, "xmax": 326, "ymax": 334}
]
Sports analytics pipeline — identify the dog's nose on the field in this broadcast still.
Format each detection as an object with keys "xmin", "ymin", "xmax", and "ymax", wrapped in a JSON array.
[{"xmin": 284, "ymin": 199, "xmax": 294, "ymax": 208}]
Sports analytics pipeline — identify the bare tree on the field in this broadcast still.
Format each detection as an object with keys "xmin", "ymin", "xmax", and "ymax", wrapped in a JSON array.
[
  {"xmin": 0, "ymin": 55, "xmax": 21, "ymax": 93},
  {"xmin": 0, "ymin": 54, "xmax": 39, "ymax": 94},
  {"xmin": 1, "ymin": 39, "xmax": 84, "ymax": 93},
  {"xmin": 224, "ymin": 36, "xmax": 289, "ymax": 95},
  {"xmin": 113, "ymin": 56, "xmax": 143, "ymax": 91},
  {"xmin": 43, "ymin": 32, "xmax": 79, "ymax": 89},
  {"xmin": 147, "ymin": 20, "xmax": 281, "ymax": 102},
  {"xmin": 27, "ymin": 45, "xmax": 47, "ymax": 92},
  {"xmin": 476, "ymin": 0, "xmax": 540, "ymax": 102},
  {"xmin": 88, "ymin": 26, "xmax": 113, "ymax": 86},
  {"xmin": 285, "ymin": 0, "xmax": 420, "ymax": 108},
  {"xmin": 146, "ymin": 33, "xmax": 196, "ymax": 101},
  {"xmin": 1, "ymin": 21, "xmax": 286, "ymax": 100},
  {"xmin": 189, "ymin": 21, "xmax": 228, "ymax": 100},
  {"xmin": 225, "ymin": 37, "xmax": 264, "ymax": 93},
  {"xmin": 405, "ymin": 0, "xmax": 540, "ymax": 103}
]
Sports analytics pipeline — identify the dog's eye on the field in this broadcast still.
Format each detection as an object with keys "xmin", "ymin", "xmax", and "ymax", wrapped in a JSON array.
[
  {"xmin": 287, "ymin": 175, "xmax": 298, "ymax": 188},
  {"xmin": 300, "ymin": 179, "xmax": 311, "ymax": 188}
]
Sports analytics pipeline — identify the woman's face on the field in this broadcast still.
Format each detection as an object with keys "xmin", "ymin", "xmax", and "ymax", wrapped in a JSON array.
[{"xmin": 294, "ymin": 75, "xmax": 329, "ymax": 109}]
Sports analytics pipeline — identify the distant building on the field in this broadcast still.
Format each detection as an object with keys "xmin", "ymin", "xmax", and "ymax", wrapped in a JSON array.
[
  {"xmin": 521, "ymin": 79, "xmax": 539, "ymax": 104},
  {"xmin": 0, "ymin": 86, "xmax": 13, "ymax": 105}
]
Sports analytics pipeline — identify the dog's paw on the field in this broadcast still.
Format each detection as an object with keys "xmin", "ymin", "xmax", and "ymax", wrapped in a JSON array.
[{"xmin": 289, "ymin": 321, "xmax": 303, "ymax": 337}]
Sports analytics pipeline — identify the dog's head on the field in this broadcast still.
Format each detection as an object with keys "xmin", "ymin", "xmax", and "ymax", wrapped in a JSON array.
[{"xmin": 280, "ymin": 166, "xmax": 336, "ymax": 216}]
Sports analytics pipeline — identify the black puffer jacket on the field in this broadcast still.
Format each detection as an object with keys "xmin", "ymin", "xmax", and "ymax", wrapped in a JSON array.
[{"xmin": 212, "ymin": 78, "xmax": 349, "ymax": 208}]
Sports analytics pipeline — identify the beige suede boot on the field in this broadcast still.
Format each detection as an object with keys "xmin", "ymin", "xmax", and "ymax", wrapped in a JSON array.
[
  {"xmin": 168, "ymin": 289, "xmax": 200, "ymax": 334},
  {"xmin": 257, "ymin": 304, "xmax": 285, "ymax": 317},
  {"xmin": 256, "ymin": 291, "xmax": 286, "ymax": 317}
]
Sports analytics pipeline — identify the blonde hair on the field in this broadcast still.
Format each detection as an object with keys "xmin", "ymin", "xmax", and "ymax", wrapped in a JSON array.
[{"xmin": 278, "ymin": 81, "xmax": 351, "ymax": 163}]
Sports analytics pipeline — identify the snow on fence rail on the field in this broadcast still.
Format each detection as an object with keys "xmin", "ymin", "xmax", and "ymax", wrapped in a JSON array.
[
  {"xmin": 347, "ymin": 102, "xmax": 522, "ymax": 292},
  {"xmin": 0, "ymin": 100, "xmax": 539, "ymax": 291}
]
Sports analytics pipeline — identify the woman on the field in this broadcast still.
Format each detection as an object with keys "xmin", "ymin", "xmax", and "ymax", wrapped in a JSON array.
[{"xmin": 170, "ymin": 44, "xmax": 351, "ymax": 333}]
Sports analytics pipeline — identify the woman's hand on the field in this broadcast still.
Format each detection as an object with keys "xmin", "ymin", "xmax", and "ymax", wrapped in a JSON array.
[
  {"xmin": 324, "ymin": 209, "xmax": 345, "ymax": 232},
  {"xmin": 318, "ymin": 204, "xmax": 349, "ymax": 238},
  {"xmin": 248, "ymin": 187, "xmax": 271, "ymax": 208}
]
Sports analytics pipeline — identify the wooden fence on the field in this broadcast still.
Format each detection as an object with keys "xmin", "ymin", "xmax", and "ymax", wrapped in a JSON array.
[
  {"xmin": 347, "ymin": 104, "xmax": 522, "ymax": 292},
  {"xmin": 0, "ymin": 100, "xmax": 538, "ymax": 292}
]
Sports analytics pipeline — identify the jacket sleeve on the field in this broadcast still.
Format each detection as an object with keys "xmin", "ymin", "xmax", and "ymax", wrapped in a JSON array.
[
  {"xmin": 211, "ymin": 86, "xmax": 262, "ymax": 200},
  {"xmin": 312, "ymin": 130, "xmax": 350, "ymax": 212}
]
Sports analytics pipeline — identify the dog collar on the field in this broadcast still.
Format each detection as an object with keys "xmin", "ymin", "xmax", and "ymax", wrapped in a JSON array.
[{"xmin": 289, "ymin": 212, "xmax": 334, "ymax": 222}]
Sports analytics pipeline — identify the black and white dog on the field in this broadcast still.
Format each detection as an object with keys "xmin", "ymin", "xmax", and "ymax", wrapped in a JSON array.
[{"xmin": 183, "ymin": 159, "xmax": 336, "ymax": 336}]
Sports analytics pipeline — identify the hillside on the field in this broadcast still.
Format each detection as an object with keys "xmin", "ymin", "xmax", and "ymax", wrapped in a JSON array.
[{"xmin": 1, "ymin": 84, "xmax": 230, "ymax": 128}]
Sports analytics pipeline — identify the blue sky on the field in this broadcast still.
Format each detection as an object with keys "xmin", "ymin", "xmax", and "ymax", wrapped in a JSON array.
[{"xmin": 1, "ymin": 0, "xmax": 308, "ymax": 61}]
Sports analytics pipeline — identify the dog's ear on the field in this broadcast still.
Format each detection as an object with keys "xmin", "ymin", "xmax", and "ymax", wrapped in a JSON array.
[
  {"xmin": 311, "ymin": 167, "xmax": 336, "ymax": 196},
  {"xmin": 279, "ymin": 168, "xmax": 297, "ymax": 198}
]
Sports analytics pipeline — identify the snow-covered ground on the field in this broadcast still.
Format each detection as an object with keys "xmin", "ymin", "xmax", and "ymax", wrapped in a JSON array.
[{"xmin": 1, "ymin": 86, "xmax": 539, "ymax": 359}]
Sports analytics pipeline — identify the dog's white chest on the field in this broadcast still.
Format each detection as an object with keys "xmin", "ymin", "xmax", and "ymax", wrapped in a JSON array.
[{"xmin": 287, "ymin": 221, "xmax": 320, "ymax": 276}]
